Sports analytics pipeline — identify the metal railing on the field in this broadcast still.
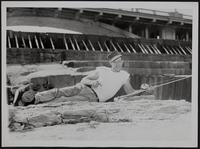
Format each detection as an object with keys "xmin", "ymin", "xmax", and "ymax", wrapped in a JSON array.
[
  {"xmin": 125, "ymin": 8, "xmax": 192, "ymax": 20},
  {"xmin": 7, "ymin": 30, "xmax": 192, "ymax": 56}
]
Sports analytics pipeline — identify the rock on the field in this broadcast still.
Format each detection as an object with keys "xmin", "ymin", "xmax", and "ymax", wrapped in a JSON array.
[
  {"xmin": 27, "ymin": 112, "xmax": 62, "ymax": 127},
  {"xmin": 62, "ymin": 109, "xmax": 95, "ymax": 119},
  {"xmin": 88, "ymin": 121, "xmax": 100, "ymax": 128},
  {"xmin": 10, "ymin": 122, "xmax": 24, "ymax": 131},
  {"xmin": 8, "ymin": 98, "xmax": 191, "ymax": 132},
  {"xmin": 76, "ymin": 67, "xmax": 96, "ymax": 72},
  {"xmin": 92, "ymin": 111, "xmax": 109, "ymax": 122}
]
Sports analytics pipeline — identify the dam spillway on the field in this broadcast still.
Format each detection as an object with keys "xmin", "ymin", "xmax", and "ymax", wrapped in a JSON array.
[{"xmin": 6, "ymin": 30, "xmax": 192, "ymax": 102}]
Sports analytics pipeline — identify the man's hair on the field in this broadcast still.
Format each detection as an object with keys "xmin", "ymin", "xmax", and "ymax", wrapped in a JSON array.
[
  {"xmin": 30, "ymin": 83, "xmax": 41, "ymax": 91},
  {"xmin": 107, "ymin": 51, "xmax": 122, "ymax": 62},
  {"xmin": 22, "ymin": 90, "xmax": 36, "ymax": 103}
]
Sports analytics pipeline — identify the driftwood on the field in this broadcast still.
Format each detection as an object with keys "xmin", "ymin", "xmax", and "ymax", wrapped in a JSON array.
[{"xmin": 8, "ymin": 95, "xmax": 191, "ymax": 132}]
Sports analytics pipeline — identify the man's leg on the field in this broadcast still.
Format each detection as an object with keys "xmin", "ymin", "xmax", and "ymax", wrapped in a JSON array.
[
  {"xmin": 77, "ymin": 85, "xmax": 99, "ymax": 102},
  {"xmin": 34, "ymin": 83, "xmax": 84, "ymax": 104}
]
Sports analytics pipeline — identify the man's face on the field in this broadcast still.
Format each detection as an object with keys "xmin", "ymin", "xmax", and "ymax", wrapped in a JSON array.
[{"xmin": 110, "ymin": 57, "xmax": 124, "ymax": 71}]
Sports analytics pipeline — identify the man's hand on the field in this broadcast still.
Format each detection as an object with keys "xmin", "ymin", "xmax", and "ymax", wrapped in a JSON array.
[
  {"xmin": 114, "ymin": 96, "xmax": 124, "ymax": 102},
  {"xmin": 140, "ymin": 83, "xmax": 150, "ymax": 90},
  {"xmin": 91, "ymin": 80, "xmax": 101, "ymax": 88},
  {"xmin": 140, "ymin": 83, "xmax": 154, "ymax": 94},
  {"xmin": 114, "ymin": 96, "xmax": 120, "ymax": 102}
]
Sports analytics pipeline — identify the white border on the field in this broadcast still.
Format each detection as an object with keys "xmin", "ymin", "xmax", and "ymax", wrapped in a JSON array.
[
  {"xmin": 1, "ymin": 1, "xmax": 198, "ymax": 147},
  {"xmin": 0, "ymin": 1, "xmax": 195, "ymax": 9}
]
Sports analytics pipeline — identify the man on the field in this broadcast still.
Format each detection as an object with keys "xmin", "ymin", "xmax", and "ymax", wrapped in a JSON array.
[
  {"xmin": 79, "ymin": 51, "xmax": 136, "ymax": 102},
  {"xmin": 14, "ymin": 51, "xmax": 152, "ymax": 106}
]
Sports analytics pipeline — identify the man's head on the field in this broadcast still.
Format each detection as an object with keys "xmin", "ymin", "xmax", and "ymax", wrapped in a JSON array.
[
  {"xmin": 107, "ymin": 51, "xmax": 123, "ymax": 72},
  {"xmin": 21, "ymin": 89, "xmax": 36, "ymax": 105}
]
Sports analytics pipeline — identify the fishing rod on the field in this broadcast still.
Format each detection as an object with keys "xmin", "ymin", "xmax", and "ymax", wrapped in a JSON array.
[
  {"xmin": 115, "ymin": 75, "xmax": 192, "ymax": 101},
  {"xmin": 145, "ymin": 76, "xmax": 181, "ymax": 87}
]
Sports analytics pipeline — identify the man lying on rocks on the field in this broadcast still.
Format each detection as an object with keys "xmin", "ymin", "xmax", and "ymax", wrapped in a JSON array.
[{"xmin": 12, "ymin": 51, "xmax": 154, "ymax": 106}]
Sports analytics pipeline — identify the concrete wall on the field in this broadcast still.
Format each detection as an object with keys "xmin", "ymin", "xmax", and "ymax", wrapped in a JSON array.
[
  {"xmin": 7, "ymin": 48, "xmax": 192, "ymax": 64},
  {"xmin": 7, "ymin": 16, "xmax": 138, "ymax": 38},
  {"xmin": 161, "ymin": 27, "xmax": 176, "ymax": 40},
  {"xmin": 7, "ymin": 48, "xmax": 192, "ymax": 76}
]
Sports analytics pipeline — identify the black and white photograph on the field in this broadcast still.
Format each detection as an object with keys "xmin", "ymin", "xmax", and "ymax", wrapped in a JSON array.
[{"xmin": 1, "ymin": 1, "xmax": 198, "ymax": 147}]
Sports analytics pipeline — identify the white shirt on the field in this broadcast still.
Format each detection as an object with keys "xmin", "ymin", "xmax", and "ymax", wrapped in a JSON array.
[{"xmin": 92, "ymin": 67, "xmax": 130, "ymax": 102}]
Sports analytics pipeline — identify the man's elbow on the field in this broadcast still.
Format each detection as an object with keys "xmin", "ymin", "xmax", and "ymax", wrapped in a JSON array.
[{"xmin": 80, "ymin": 78, "xmax": 92, "ymax": 86}]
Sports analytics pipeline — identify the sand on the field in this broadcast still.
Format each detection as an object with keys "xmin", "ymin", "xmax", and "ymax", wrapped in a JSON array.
[
  {"xmin": 6, "ymin": 110, "xmax": 193, "ymax": 147},
  {"xmin": 8, "ymin": 108, "xmax": 191, "ymax": 141}
]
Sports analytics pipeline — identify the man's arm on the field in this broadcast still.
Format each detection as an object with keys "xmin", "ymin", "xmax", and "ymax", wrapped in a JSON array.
[
  {"xmin": 114, "ymin": 78, "xmax": 148, "ymax": 101},
  {"xmin": 80, "ymin": 70, "xmax": 101, "ymax": 88},
  {"xmin": 123, "ymin": 78, "xmax": 136, "ymax": 94},
  {"xmin": 117, "ymin": 80, "xmax": 154, "ymax": 101}
]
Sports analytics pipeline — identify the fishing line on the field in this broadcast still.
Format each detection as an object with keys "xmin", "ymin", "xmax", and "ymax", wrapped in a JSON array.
[
  {"xmin": 152, "ymin": 75, "xmax": 191, "ymax": 88},
  {"xmin": 148, "ymin": 75, "xmax": 191, "ymax": 87}
]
